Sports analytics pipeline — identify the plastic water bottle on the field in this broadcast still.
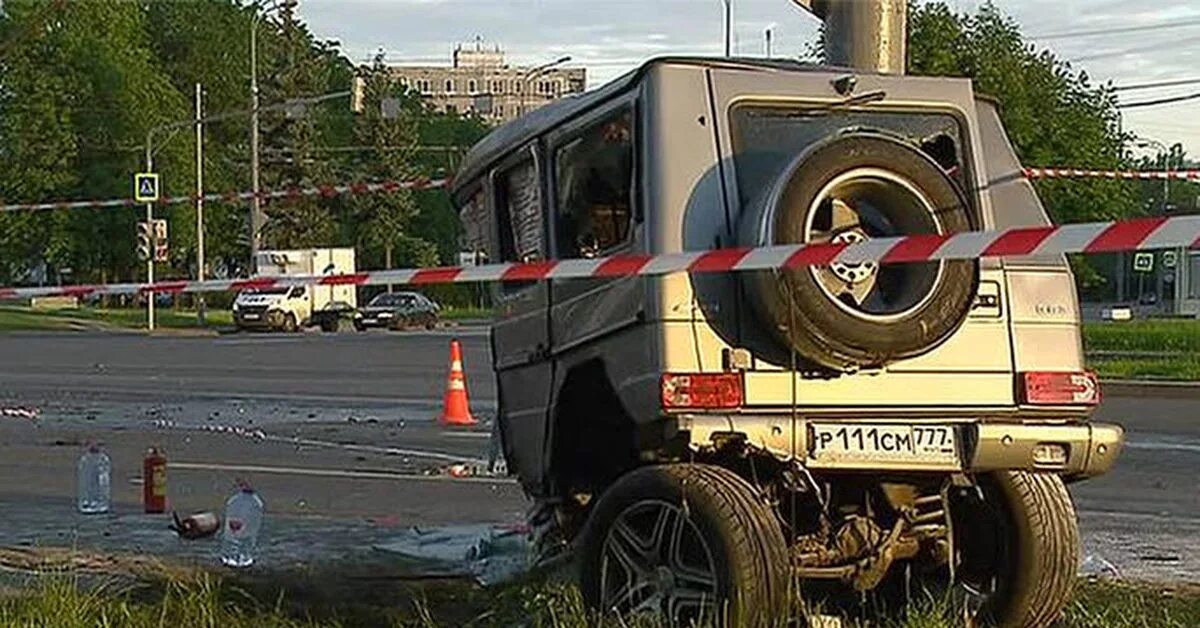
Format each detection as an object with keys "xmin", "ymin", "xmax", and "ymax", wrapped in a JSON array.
[
  {"xmin": 76, "ymin": 443, "xmax": 111, "ymax": 514},
  {"xmin": 220, "ymin": 483, "xmax": 264, "ymax": 567}
]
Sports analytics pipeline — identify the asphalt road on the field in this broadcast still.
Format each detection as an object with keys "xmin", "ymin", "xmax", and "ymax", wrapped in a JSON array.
[
  {"xmin": 0, "ymin": 330, "xmax": 1196, "ymax": 581},
  {"xmin": 0, "ymin": 329, "xmax": 496, "ymax": 408}
]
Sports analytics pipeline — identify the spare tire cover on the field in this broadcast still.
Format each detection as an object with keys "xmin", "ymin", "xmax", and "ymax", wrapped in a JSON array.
[{"xmin": 741, "ymin": 133, "xmax": 977, "ymax": 370}]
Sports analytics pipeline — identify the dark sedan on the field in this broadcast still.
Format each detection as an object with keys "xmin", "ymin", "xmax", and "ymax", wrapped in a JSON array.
[{"xmin": 354, "ymin": 291, "xmax": 440, "ymax": 331}]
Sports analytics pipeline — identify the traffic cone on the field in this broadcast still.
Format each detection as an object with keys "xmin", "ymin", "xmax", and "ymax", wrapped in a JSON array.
[{"xmin": 438, "ymin": 338, "xmax": 477, "ymax": 426}]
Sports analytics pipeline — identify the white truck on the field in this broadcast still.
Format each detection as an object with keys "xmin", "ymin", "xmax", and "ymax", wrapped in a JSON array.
[{"xmin": 232, "ymin": 248, "xmax": 357, "ymax": 333}]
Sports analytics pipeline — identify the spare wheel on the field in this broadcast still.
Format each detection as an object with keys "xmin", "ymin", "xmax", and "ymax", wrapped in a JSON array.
[{"xmin": 743, "ymin": 133, "xmax": 977, "ymax": 370}]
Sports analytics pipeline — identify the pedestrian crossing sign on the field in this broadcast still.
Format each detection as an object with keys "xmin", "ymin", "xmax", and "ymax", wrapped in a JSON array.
[{"xmin": 134, "ymin": 172, "xmax": 160, "ymax": 203}]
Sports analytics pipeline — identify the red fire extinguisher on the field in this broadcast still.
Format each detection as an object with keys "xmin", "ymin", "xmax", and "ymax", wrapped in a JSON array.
[{"xmin": 143, "ymin": 447, "xmax": 167, "ymax": 513}]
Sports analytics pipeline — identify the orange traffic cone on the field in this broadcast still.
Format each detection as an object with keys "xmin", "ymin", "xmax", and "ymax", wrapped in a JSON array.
[{"xmin": 438, "ymin": 338, "xmax": 477, "ymax": 426}]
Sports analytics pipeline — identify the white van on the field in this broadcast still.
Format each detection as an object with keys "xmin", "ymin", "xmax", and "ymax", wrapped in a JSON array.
[{"xmin": 232, "ymin": 248, "xmax": 357, "ymax": 332}]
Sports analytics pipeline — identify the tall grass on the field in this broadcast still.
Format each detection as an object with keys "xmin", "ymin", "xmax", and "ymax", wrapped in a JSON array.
[{"xmin": 0, "ymin": 576, "xmax": 1195, "ymax": 628}]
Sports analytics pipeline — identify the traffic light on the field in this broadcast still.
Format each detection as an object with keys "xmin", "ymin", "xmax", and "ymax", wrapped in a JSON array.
[
  {"xmin": 152, "ymin": 219, "xmax": 169, "ymax": 263},
  {"xmin": 136, "ymin": 222, "xmax": 152, "ymax": 261}
]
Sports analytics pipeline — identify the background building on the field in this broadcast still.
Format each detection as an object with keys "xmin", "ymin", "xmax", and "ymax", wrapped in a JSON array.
[{"xmin": 389, "ymin": 40, "xmax": 585, "ymax": 124}]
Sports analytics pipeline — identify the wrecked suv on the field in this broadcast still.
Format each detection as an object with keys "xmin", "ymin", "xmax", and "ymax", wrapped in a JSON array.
[{"xmin": 453, "ymin": 58, "xmax": 1123, "ymax": 627}]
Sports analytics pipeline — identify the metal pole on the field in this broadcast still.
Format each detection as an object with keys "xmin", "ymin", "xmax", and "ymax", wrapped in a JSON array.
[
  {"xmin": 765, "ymin": 26, "xmax": 773, "ymax": 57},
  {"xmin": 721, "ymin": 0, "xmax": 731, "ymax": 57},
  {"xmin": 1162, "ymin": 151, "xmax": 1172, "ymax": 311},
  {"xmin": 195, "ymin": 82, "xmax": 206, "ymax": 325},
  {"xmin": 143, "ymin": 139, "xmax": 156, "ymax": 331},
  {"xmin": 796, "ymin": 0, "xmax": 907, "ymax": 74},
  {"xmin": 250, "ymin": 12, "xmax": 262, "ymax": 269}
]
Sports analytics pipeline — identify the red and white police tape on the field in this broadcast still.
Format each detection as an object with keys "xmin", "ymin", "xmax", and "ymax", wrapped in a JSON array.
[
  {"xmin": 1024, "ymin": 168, "xmax": 1200, "ymax": 181},
  {"xmin": 2, "ymin": 215, "xmax": 1198, "ymax": 300},
  {"xmin": 0, "ymin": 177, "xmax": 449, "ymax": 213},
  {"xmin": 2, "ymin": 168, "xmax": 1197, "ymax": 213}
]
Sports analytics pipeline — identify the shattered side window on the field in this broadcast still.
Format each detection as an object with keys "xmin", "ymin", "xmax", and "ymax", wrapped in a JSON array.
[
  {"xmin": 500, "ymin": 161, "xmax": 544, "ymax": 262},
  {"xmin": 459, "ymin": 187, "xmax": 493, "ymax": 262}
]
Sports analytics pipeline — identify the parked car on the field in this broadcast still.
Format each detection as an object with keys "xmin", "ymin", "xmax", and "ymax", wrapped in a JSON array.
[
  {"xmin": 354, "ymin": 291, "xmax": 440, "ymax": 331},
  {"xmin": 453, "ymin": 57, "xmax": 1123, "ymax": 627}
]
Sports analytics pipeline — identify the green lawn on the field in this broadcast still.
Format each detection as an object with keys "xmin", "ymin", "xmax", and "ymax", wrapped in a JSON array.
[
  {"xmin": 0, "ymin": 575, "xmax": 1196, "ymax": 628},
  {"xmin": 0, "ymin": 305, "xmax": 231, "ymax": 332},
  {"xmin": 1082, "ymin": 320, "xmax": 1200, "ymax": 380},
  {"xmin": 1082, "ymin": 320, "xmax": 1200, "ymax": 354}
]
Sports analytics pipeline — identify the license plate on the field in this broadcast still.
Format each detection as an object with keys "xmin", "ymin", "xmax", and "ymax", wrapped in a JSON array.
[
  {"xmin": 808, "ymin": 423, "xmax": 960, "ymax": 470},
  {"xmin": 242, "ymin": 313, "xmax": 260, "ymax": 320}
]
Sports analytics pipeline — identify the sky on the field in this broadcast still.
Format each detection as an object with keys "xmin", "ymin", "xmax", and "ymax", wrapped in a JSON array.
[{"xmin": 297, "ymin": 0, "xmax": 1200, "ymax": 162}]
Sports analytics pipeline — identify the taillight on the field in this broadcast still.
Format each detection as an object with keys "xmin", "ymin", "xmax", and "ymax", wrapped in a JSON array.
[
  {"xmin": 1020, "ymin": 371, "xmax": 1100, "ymax": 405},
  {"xmin": 661, "ymin": 373, "xmax": 744, "ymax": 409}
]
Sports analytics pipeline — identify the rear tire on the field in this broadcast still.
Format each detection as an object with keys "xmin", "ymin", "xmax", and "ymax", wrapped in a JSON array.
[
  {"xmin": 580, "ymin": 464, "xmax": 790, "ymax": 627},
  {"xmin": 958, "ymin": 471, "xmax": 1079, "ymax": 628}
]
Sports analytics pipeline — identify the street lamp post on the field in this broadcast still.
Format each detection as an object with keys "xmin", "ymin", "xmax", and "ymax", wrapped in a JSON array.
[
  {"xmin": 195, "ymin": 82, "xmax": 206, "ymax": 325},
  {"xmin": 249, "ymin": 0, "xmax": 296, "ymax": 269},
  {"xmin": 519, "ymin": 56, "xmax": 571, "ymax": 117},
  {"xmin": 719, "ymin": 0, "xmax": 731, "ymax": 57}
]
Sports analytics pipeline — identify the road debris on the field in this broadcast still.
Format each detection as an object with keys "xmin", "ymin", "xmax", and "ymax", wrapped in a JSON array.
[
  {"xmin": 170, "ymin": 511, "xmax": 220, "ymax": 540},
  {"xmin": 373, "ymin": 522, "xmax": 531, "ymax": 585},
  {"xmin": 1080, "ymin": 553, "xmax": 1122, "ymax": 578},
  {"xmin": 1, "ymin": 406, "xmax": 38, "ymax": 420}
]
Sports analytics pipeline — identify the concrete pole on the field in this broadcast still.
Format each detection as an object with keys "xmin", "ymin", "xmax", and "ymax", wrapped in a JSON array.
[
  {"xmin": 195, "ymin": 82, "xmax": 207, "ymax": 325},
  {"xmin": 795, "ymin": 0, "xmax": 907, "ymax": 74},
  {"xmin": 143, "ymin": 143, "xmax": 156, "ymax": 331}
]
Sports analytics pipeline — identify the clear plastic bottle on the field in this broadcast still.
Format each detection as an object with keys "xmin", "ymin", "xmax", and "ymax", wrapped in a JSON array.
[
  {"xmin": 76, "ymin": 443, "xmax": 111, "ymax": 514},
  {"xmin": 219, "ymin": 483, "xmax": 264, "ymax": 567}
]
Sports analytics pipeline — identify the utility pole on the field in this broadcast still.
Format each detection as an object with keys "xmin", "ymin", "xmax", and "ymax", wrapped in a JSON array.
[
  {"xmin": 249, "ymin": 12, "xmax": 263, "ymax": 267},
  {"xmin": 143, "ymin": 145, "xmax": 156, "ymax": 331},
  {"xmin": 764, "ymin": 24, "xmax": 774, "ymax": 57},
  {"xmin": 195, "ymin": 82, "xmax": 206, "ymax": 325},
  {"xmin": 720, "ymin": 0, "xmax": 731, "ymax": 57}
]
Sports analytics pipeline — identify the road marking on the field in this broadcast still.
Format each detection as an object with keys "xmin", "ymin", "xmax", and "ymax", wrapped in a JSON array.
[
  {"xmin": 1125, "ymin": 439, "xmax": 1200, "ymax": 454},
  {"xmin": 441, "ymin": 431, "xmax": 491, "ymax": 439},
  {"xmin": 260, "ymin": 433, "xmax": 487, "ymax": 464},
  {"xmin": 170, "ymin": 461, "xmax": 515, "ymax": 484}
]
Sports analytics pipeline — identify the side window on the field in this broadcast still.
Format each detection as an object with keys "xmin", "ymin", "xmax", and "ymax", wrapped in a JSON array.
[
  {"xmin": 495, "ymin": 159, "xmax": 544, "ymax": 263},
  {"xmin": 289, "ymin": 286, "xmax": 305, "ymax": 299},
  {"xmin": 554, "ymin": 109, "xmax": 634, "ymax": 258},
  {"xmin": 459, "ymin": 187, "xmax": 492, "ymax": 263}
]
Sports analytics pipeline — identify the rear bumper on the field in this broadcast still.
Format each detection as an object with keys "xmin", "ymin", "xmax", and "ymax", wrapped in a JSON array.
[{"xmin": 678, "ymin": 414, "xmax": 1123, "ymax": 479}]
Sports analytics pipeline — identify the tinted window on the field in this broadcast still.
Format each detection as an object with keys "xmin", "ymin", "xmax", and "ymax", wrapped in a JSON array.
[{"xmin": 554, "ymin": 109, "xmax": 634, "ymax": 258}]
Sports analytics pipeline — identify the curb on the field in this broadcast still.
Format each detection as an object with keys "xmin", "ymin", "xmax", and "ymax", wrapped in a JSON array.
[{"xmin": 1102, "ymin": 379, "xmax": 1200, "ymax": 400}]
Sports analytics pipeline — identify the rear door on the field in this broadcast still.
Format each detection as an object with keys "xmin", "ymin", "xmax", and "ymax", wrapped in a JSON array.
[{"xmin": 488, "ymin": 145, "xmax": 555, "ymax": 490}]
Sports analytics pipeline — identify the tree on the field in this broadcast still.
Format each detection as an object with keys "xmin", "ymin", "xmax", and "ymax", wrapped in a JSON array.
[
  {"xmin": 0, "ymin": 0, "xmax": 187, "ymax": 284},
  {"xmin": 347, "ymin": 53, "xmax": 435, "ymax": 272},
  {"xmin": 907, "ymin": 2, "xmax": 1139, "ymax": 226}
]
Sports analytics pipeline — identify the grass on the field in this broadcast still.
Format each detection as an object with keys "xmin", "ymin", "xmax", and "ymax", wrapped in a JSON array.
[
  {"xmin": 0, "ymin": 305, "xmax": 232, "ymax": 332},
  {"xmin": 0, "ymin": 303, "xmax": 489, "ymax": 332},
  {"xmin": 439, "ymin": 306, "xmax": 493, "ymax": 321},
  {"xmin": 0, "ymin": 575, "xmax": 1196, "ymax": 628},
  {"xmin": 1082, "ymin": 320, "xmax": 1200, "ymax": 380},
  {"xmin": 1082, "ymin": 320, "xmax": 1200, "ymax": 354}
]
